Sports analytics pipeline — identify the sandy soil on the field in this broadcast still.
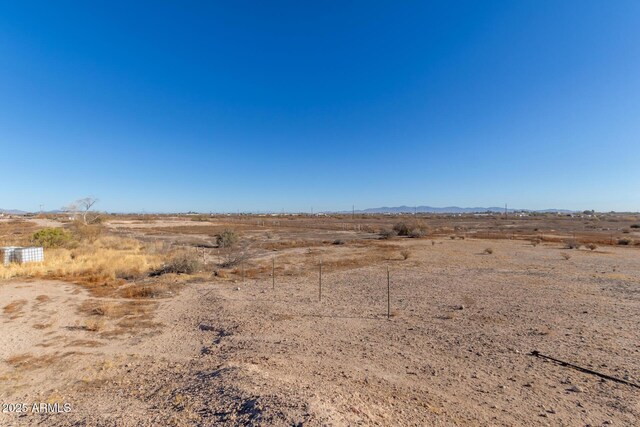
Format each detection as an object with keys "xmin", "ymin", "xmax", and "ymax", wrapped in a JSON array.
[{"xmin": 1, "ymin": 238, "xmax": 639, "ymax": 426}]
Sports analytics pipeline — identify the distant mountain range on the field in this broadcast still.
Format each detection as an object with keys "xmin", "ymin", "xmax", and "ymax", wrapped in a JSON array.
[
  {"xmin": 2, "ymin": 206, "xmax": 576, "ymax": 215},
  {"xmin": 339, "ymin": 206, "xmax": 575, "ymax": 214},
  {"xmin": 0, "ymin": 208, "xmax": 28, "ymax": 215}
]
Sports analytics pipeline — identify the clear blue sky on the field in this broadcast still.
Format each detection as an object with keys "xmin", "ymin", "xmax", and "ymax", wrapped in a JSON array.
[{"xmin": 1, "ymin": 1, "xmax": 639, "ymax": 213}]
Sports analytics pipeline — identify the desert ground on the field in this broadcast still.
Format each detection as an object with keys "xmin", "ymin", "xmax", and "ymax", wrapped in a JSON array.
[{"xmin": 1, "ymin": 214, "xmax": 639, "ymax": 426}]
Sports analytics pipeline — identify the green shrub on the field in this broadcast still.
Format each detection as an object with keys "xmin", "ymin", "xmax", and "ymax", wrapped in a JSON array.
[{"xmin": 31, "ymin": 228, "xmax": 72, "ymax": 248}]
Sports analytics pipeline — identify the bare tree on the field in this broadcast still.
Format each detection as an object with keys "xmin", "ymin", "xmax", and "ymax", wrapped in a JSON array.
[
  {"xmin": 64, "ymin": 197, "xmax": 99, "ymax": 225},
  {"xmin": 215, "ymin": 229, "xmax": 251, "ymax": 267}
]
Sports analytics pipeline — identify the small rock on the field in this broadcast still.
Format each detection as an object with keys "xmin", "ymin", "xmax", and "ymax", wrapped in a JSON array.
[
  {"xmin": 567, "ymin": 385, "xmax": 584, "ymax": 393},
  {"xmin": 199, "ymin": 323, "xmax": 215, "ymax": 331}
]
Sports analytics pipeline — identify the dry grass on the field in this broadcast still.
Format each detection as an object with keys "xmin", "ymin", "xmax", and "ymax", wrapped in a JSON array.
[
  {"xmin": 0, "ymin": 220, "xmax": 38, "ymax": 246},
  {"xmin": 120, "ymin": 282, "xmax": 174, "ymax": 298},
  {"xmin": 83, "ymin": 318, "xmax": 106, "ymax": 332},
  {"xmin": 4, "ymin": 299, "xmax": 28, "ymax": 319},
  {"xmin": 262, "ymin": 239, "xmax": 324, "ymax": 251},
  {"xmin": 0, "ymin": 236, "xmax": 162, "ymax": 296},
  {"xmin": 4, "ymin": 299, "xmax": 27, "ymax": 314},
  {"xmin": 35, "ymin": 294, "xmax": 52, "ymax": 303},
  {"xmin": 5, "ymin": 351, "xmax": 80, "ymax": 371},
  {"xmin": 76, "ymin": 299, "xmax": 158, "ymax": 336},
  {"xmin": 32, "ymin": 322, "xmax": 54, "ymax": 330},
  {"xmin": 64, "ymin": 339, "xmax": 104, "ymax": 348},
  {"xmin": 79, "ymin": 299, "xmax": 155, "ymax": 319}
]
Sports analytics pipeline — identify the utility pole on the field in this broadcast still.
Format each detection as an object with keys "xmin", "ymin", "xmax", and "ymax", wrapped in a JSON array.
[
  {"xmin": 352, "ymin": 204, "xmax": 355, "ymax": 219},
  {"xmin": 505, "ymin": 203, "xmax": 508, "ymax": 219}
]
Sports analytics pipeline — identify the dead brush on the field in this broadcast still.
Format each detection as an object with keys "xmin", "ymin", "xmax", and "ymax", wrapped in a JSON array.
[
  {"xmin": 379, "ymin": 228, "xmax": 398, "ymax": 240},
  {"xmin": 483, "ymin": 248, "xmax": 494, "ymax": 255},
  {"xmin": 214, "ymin": 269, "xmax": 229, "ymax": 278},
  {"xmin": 32, "ymin": 322, "xmax": 54, "ymax": 330},
  {"xmin": 242, "ymin": 264, "xmax": 270, "ymax": 279},
  {"xmin": 70, "ymin": 221, "xmax": 103, "ymax": 243},
  {"xmin": 400, "ymin": 249, "xmax": 411, "ymax": 260},
  {"xmin": 534, "ymin": 325, "xmax": 555, "ymax": 336},
  {"xmin": 83, "ymin": 318, "xmax": 106, "ymax": 332},
  {"xmin": 4, "ymin": 300, "xmax": 28, "ymax": 319},
  {"xmin": 440, "ymin": 311, "xmax": 458, "ymax": 320},
  {"xmin": 79, "ymin": 299, "xmax": 155, "ymax": 327},
  {"xmin": 4, "ymin": 299, "xmax": 27, "ymax": 315},
  {"xmin": 35, "ymin": 295, "xmax": 51, "ymax": 303},
  {"xmin": 5, "ymin": 352, "xmax": 78, "ymax": 370},
  {"xmin": 0, "ymin": 219, "xmax": 39, "ymax": 246},
  {"xmin": 151, "ymin": 250, "xmax": 203, "ymax": 276},
  {"xmin": 121, "ymin": 283, "xmax": 170, "ymax": 298},
  {"xmin": 144, "ymin": 239, "xmax": 173, "ymax": 255},
  {"xmin": 564, "ymin": 239, "xmax": 581, "ymax": 249},
  {"xmin": 262, "ymin": 240, "xmax": 320, "ymax": 250}
]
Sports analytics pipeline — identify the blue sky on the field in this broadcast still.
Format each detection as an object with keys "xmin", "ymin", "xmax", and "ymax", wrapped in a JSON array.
[{"xmin": 1, "ymin": 1, "xmax": 639, "ymax": 213}]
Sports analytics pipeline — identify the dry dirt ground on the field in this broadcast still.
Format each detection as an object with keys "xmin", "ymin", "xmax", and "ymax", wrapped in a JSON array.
[{"xmin": 1, "ymin": 228, "xmax": 639, "ymax": 426}]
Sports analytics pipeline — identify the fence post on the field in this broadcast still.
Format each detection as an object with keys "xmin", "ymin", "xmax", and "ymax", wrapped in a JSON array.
[
  {"xmin": 272, "ymin": 257, "xmax": 275, "ymax": 290},
  {"xmin": 387, "ymin": 266, "xmax": 390, "ymax": 320},
  {"xmin": 319, "ymin": 261, "xmax": 322, "ymax": 302}
]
